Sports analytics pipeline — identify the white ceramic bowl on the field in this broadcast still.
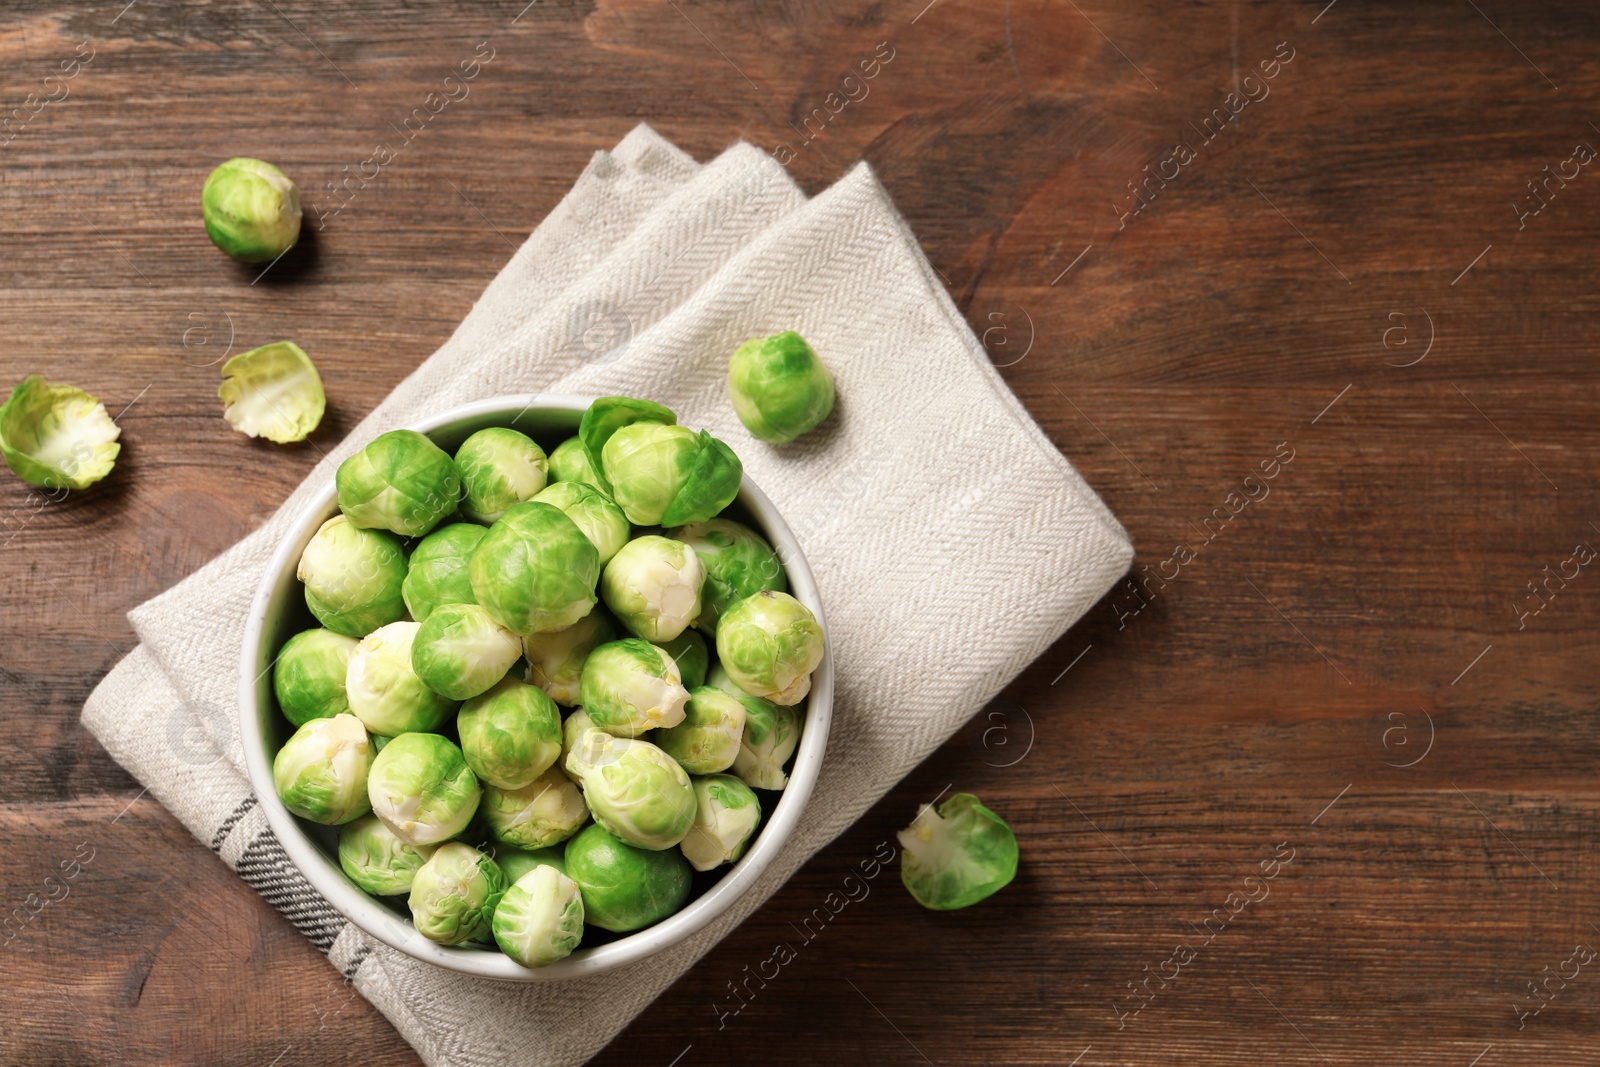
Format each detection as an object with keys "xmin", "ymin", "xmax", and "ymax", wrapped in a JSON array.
[{"xmin": 239, "ymin": 395, "xmax": 832, "ymax": 980}]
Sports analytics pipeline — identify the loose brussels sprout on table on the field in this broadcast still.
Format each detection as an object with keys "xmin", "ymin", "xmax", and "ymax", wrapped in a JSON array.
[
  {"xmin": 493, "ymin": 864, "xmax": 586, "ymax": 968},
  {"xmin": 339, "ymin": 813, "xmax": 436, "ymax": 896},
  {"xmin": 563, "ymin": 823, "xmax": 692, "ymax": 933},
  {"xmin": 201, "ymin": 157, "xmax": 302, "ymax": 263},
  {"xmin": 469, "ymin": 501, "xmax": 600, "ymax": 635},
  {"xmin": 273, "ymin": 628, "xmax": 358, "ymax": 726},
  {"xmin": 345, "ymin": 622, "xmax": 459, "ymax": 736},
  {"xmin": 897, "ymin": 793, "xmax": 1018, "ymax": 911},
  {"xmin": 680, "ymin": 774, "xmax": 762, "ymax": 872},
  {"xmin": 367, "ymin": 733, "xmax": 481, "ymax": 847},
  {"xmin": 601, "ymin": 534, "xmax": 706, "ymax": 643},
  {"xmin": 0, "ymin": 376, "xmax": 121, "ymax": 489},
  {"xmin": 716, "ymin": 590, "xmax": 825, "ymax": 706},
  {"xmin": 455, "ymin": 427, "xmax": 548, "ymax": 524},
  {"xmin": 337, "ymin": 429, "xmax": 461, "ymax": 537},
  {"xmin": 727, "ymin": 331, "xmax": 835, "ymax": 444},
  {"xmin": 297, "ymin": 515, "xmax": 408, "ymax": 637},
  {"xmin": 272, "ymin": 713, "xmax": 375, "ymax": 825},
  {"xmin": 218, "ymin": 342, "xmax": 325, "ymax": 444},
  {"xmin": 408, "ymin": 842, "xmax": 506, "ymax": 946},
  {"xmin": 402, "ymin": 522, "xmax": 484, "ymax": 623},
  {"xmin": 457, "ymin": 677, "xmax": 563, "ymax": 789},
  {"xmin": 579, "ymin": 638, "xmax": 690, "ymax": 737},
  {"xmin": 523, "ymin": 609, "xmax": 616, "ymax": 707}
]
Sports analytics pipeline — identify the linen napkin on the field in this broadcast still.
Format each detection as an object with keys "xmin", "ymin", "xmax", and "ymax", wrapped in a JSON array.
[{"xmin": 83, "ymin": 124, "xmax": 1133, "ymax": 1067}]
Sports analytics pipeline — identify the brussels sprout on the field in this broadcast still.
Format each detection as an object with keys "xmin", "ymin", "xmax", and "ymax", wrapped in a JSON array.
[
  {"xmin": 531, "ymin": 481, "xmax": 630, "ymax": 565},
  {"xmin": 217, "ymin": 341, "xmax": 324, "ymax": 444},
  {"xmin": 715, "ymin": 591, "xmax": 824, "ymax": 705},
  {"xmin": 569, "ymin": 733, "xmax": 696, "ymax": 851},
  {"xmin": 336, "ymin": 429, "xmax": 462, "ymax": 538},
  {"xmin": 654, "ymin": 686, "xmax": 746, "ymax": 775},
  {"xmin": 577, "ymin": 395, "xmax": 676, "ymax": 495},
  {"xmin": 201, "ymin": 157, "xmax": 301, "ymax": 263},
  {"xmin": 492, "ymin": 864, "xmax": 586, "ymax": 968},
  {"xmin": 655, "ymin": 628, "xmax": 708, "ymax": 690},
  {"xmin": 458, "ymin": 677, "xmax": 563, "ymax": 789},
  {"xmin": 455, "ymin": 427, "xmax": 548, "ymax": 524},
  {"xmin": 338, "ymin": 813, "xmax": 436, "ymax": 896},
  {"xmin": 482, "ymin": 766, "xmax": 588, "ymax": 849},
  {"xmin": 297, "ymin": 515, "xmax": 408, "ymax": 638},
  {"xmin": 523, "ymin": 610, "xmax": 616, "ymax": 707},
  {"xmin": 709, "ymin": 665, "xmax": 802, "ymax": 791},
  {"xmin": 401, "ymin": 522, "xmax": 484, "ymax": 623},
  {"xmin": 0, "ymin": 376, "xmax": 120, "ymax": 489},
  {"xmin": 667, "ymin": 518, "xmax": 786, "ymax": 635},
  {"xmin": 728, "ymin": 331, "xmax": 835, "ymax": 444},
  {"xmin": 345, "ymin": 621, "xmax": 459, "ymax": 735},
  {"xmin": 680, "ymin": 774, "xmax": 762, "ymax": 871},
  {"xmin": 368, "ymin": 732, "xmax": 481, "ymax": 846},
  {"xmin": 897, "ymin": 793, "xmax": 1018, "ymax": 910},
  {"xmin": 273, "ymin": 628, "xmax": 358, "ymax": 726},
  {"xmin": 560, "ymin": 708, "xmax": 600, "ymax": 782},
  {"xmin": 494, "ymin": 844, "xmax": 566, "ymax": 883},
  {"xmin": 407, "ymin": 841, "xmax": 506, "ymax": 945},
  {"xmin": 469, "ymin": 501, "xmax": 600, "ymax": 634},
  {"xmin": 272, "ymin": 713, "xmax": 374, "ymax": 825},
  {"xmin": 600, "ymin": 535, "xmax": 706, "ymax": 643},
  {"xmin": 411, "ymin": 603, "xmax": 522, "ymax": 701},
  {"xmin": 579, "ymin": 639, "xmax": 690, "ymax": 737},
  {"xmin": 547, "ymin": 436, "xmax": 605, "ymax": 492},
  {"xmin": 563, "ymin": 823, "xmax": 692, "ymax": 932},
  {"xmin": 600, "ymin": 422, "xmax": 742, "ymax": 527}
]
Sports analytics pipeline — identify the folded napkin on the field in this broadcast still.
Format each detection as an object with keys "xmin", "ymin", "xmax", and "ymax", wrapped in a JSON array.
[{"xmin": 83, "ymin": 124, "xmax": 1133, "ymax": 1066}]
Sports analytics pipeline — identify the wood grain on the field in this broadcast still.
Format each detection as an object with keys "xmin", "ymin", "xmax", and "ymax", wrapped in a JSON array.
[{"xmin": 4, "ymin": 0, "xmax": 1600, "ymax": 1063}]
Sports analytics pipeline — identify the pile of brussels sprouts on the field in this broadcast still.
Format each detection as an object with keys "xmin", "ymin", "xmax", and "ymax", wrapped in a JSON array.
[{"xmin": 269, "ymin": 395, "xmax": 825, "ymax": 969}]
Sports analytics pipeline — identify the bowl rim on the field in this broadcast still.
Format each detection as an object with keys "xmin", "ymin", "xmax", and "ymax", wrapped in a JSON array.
[{"xmin": 238, "ymin": 393, "xmax": 833, "ymax": 981}]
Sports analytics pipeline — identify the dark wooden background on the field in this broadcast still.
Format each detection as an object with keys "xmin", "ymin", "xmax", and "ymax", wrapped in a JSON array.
[{"xmin": 5, "ymin": 0, "xmax": 1600, "ymax": 1063}]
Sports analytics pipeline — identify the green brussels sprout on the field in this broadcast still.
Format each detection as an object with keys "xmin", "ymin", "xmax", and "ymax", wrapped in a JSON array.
[
  {"xmin": 601, "ymin": 422, "xmax": 742, "ymax": 527},
  {"xmin": 493, "ymin": 844, "xmax": 566, "ymax": 883},
  {"xmin": 531, "ymin": 481, "xmax": 630, "ymax": 565},
  {"xmin": 523, "ymin": 610, "xmax": 617, "ymax": 707},
  {"xmin": 667, "ymin": 518, "xmax": 786, "ymax": 635},
  {"xmin": 897, "ymin": 792, "xmax": 1018, "ymax": 910},
  {"xmin": 709, "ymin": 665, "xmax": 802, "ymax": 791},
  {"xmin": 577, "ymin": 395, "xmax": 676, "ymax": 495},
  {"xmin": 336, "ymin": 429, "xmax": 462, "ymax": 538},
  {"xmin": 680, "ymin": 774, "xmax": 762, "ymax": 871},
  {"xmin": 458, "ymin": 677, "xmax": 563, "ymax": 789},
  {"xmin": 297, "ymin": 515, "xmax": 408, "ymax": 638},
  {"xmin": 564, "ymin": 823, "xmax": 692, "ymax": 932},
  {"xmin": 547, "ymin": 436, "xmax": 605, "ymax": 492},
  {"xmin": 655, "ymin": 629, "xmax": 708, "ymax": 690},
  {"xmin": 272, "ymin": 713, "xmax": 374, "ymax": 825},
  {"xmin": 338, "ymin": 813, "xmax": 436, "ymax": 896},
  {"xmin": 481, "ymin": 766, "xmax": 588, "ymax": 849},
  {"xmin": 368, "ymin": 732, "xmax": 481, "ymax": 846},
  {"xmin": 579, "ymin": 639, "xmax": 690, "ymax": 737},
  {"xmin": 568, "ymin": 733, "xmax": 696, "ymax": 851},
  {"xmin": 455, "ymin": 427, "xmax": 548, "ymax": 524},
  {"xmin": 201, "ymin": 157, "xmax": 301, "ymax": 263},
  {"xmin": 560, "ymin": 708, "xmax": 599, "ymax": 782},
  {"xmin": 0, "ymin": 376, "xmax": 120, "ymax": 489},
  {"xmin": 492, "ymin": 864, "xmax": 586, "ymax": 968},
  {"xmin": 715, "ymin": 591, "xmax": 824, "ymax": 705},
  {"xmin": 407, "ymin": 841, "xmax": 506, "ymax": 945},
  {"xmin": 600, "ymin": 535, "xmax": 706, "ymax": 643},
  {"xmin": 217, "ymin": 341, "xmax": 324, "ymax": 444},
  {"xmin": 727, "ymin": 331, "xmax": 835, "ymax": 443},
  {"xmin": 469, "ymin": 501, "xmax": 600, "ymax": 634},
  {"xmin": 654, "ymin": 686, "xmax": 746, "ymax": 775},
  {"xmin": 411, "ymin": 603, "xmax": 522, "ymax": 701},
  {"xmin": 273, "ymin": 628, "xmax": 358, "ymax": 727},
  {"xmin": 401, "ymin": 522, "xmax": 484, "ymax": 623},
  {"xmin": 345, "ymin": 621, "xmax": 459, "ymax": 735}
]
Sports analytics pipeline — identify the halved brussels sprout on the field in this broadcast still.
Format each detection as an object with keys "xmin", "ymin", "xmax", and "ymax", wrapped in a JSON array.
[
  {"xmin": 601, "ymin": 535, "xmax": 705, "ymax": 643},
  {"xmin": 655, "ymin": 628, "xmax": 708, "ymax": 690},
  {"xmin": 458, "ymin": 677, "xmax": 563, "ymax": 789},
  {"xmin": 469, "ymin": 501, "xmax": 600, "ymax": 635},
  {"xmin": 569, "ymin": 733, "xmax": 696, "ymax": 851},
  {"xmin": 709, "ymin": 665, "xmax": 802, "ymax": 791},
  {"xmin": 680, "ymin": 774, "xmax": 762, "ymax": 871},
  {"xmin": 0, "ymin": 376, "xmax": 120, "ymax": 489},
  {"xmin": 401, "ymin": 522, "xmax": 484, "ymax": 623},
  {"xmin": 667, "ymin": 518, "xmax": 786, "ymax": 635},
  {"xmin": 523, "ymin": 610, "xmax": 617, "ymax": 707},
  {"xmin": 407, "ymin": 841, "xmax": 506, "ymax": 945},
  {"xmin": 201, "ymin": 157, "xmax": 301, "ymax": 263},
  {"xmin": 493, "ymin": 844, "xmax": 566, "ymax": 883},
  {"xmin": 338, "ymin": 813, "xmax": 435, "ymax": 896},
  {"xmin": 272, "ymin": 713, "xmax": 374, "ymax": 825},
  {"xmin": 455, "ymin": 427, "xmax": 548, "ymax": 524},
  {"xmin": 217, "ymin": 342, "xmax": 324, "ymax": 444},
  {"xmin": 547, "ymin": 435, "xmax": 605, "ymax": 492},
  {"xmin": 493, "ymin": 864, "xmax": 586, "ymax": 968},
  {"xmin": 897, "ymin": 792, "xmax": 1018, "ymax": 910},
  {"xmin": 273, "ymin": 628, "xmax": 358, "ymax": 727},
  {"xmin": 297, "ymin": 515, "xmax": 408, "ymax": 638},
  {"xmin": 531, "ymin": 481, "xmax": 630, "ymax": 565},
  {"xmin": 367, "ymin": 732, "xmax": 481, "ymax": 846},
  {"xmin": 336, "ymin": 429, "xmax": 461, "ymax": 538},
  {"xmin": 345, "ymin": 621, "xmax": 459, "ymax": 735},
  {"xmin": 411, "ymin": 603, "xmax": 521, "ymax": 701},
  {"xmin": 601, "ymin": 422, "xmax": 742, "ymax": 527},
  {"xmin": 715, "ymin": 591, "xmax": 824, "ymax": 705},
  {"xmin": 563, "ymin": 822, "xmax": 692, "ymax": 932},
  {"xmin": 577, "ymin": 395, "xmax": 676, "ymax": 495},
  {"xmin": 481, "ymin": 765, "xmax": 588, "ymax": 849},
  {"xmin": 654, "ymin": 686, "xmax": 746, "ymax": 775},
  {"xmin": 579, "ymin": 638, "xmax": 690, "ymax": 737},
  {"xmin": 728, "ymin": 331, "xmax": 835, "ymax": 444}
]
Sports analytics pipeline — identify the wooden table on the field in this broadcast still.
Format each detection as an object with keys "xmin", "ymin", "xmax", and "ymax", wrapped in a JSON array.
[{"xmin": 5, "ymin": 0, "xmax": 1598, "ymax": 1062}]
